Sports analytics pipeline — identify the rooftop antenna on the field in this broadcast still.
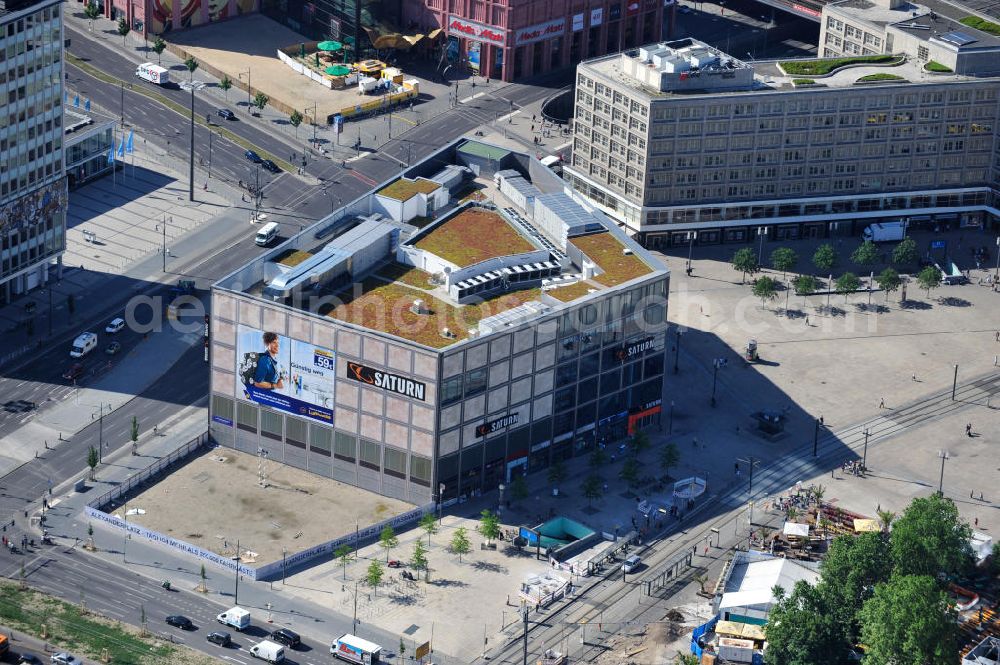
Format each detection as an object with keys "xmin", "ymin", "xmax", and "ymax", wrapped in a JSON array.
[{"xmin": 257, "ymin": 447, "xmax": 269, "ymax": 488}]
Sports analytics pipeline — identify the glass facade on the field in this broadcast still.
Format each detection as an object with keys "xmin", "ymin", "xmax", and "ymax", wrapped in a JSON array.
[
  {"xmin": 261, "ymin": 0, "xmax": 400, "ymax": 59},
  {"xmin": 65, "ymin": 123, "xmax": 114, "ymax": 189}
]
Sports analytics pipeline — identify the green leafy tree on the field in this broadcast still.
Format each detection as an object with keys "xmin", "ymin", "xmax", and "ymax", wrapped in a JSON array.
[
  {"xmin": 752, "ymin": 275, "xmax": 778, "ymax": 309},
  {"xmin": 770, "ymin": 247, "xmax": 798, "ymax": 280},
  {"xmin": 890, "ymin": 493, "xmax": 972, "ymax": 578},
  {"xmin": 410, "ymin": 539, "xmax": 428, "ymax": 572},
  {"xmin": 199, "ymin": 563, "xmax": 207, "ymax": 591},
  {"xmin": 289, "ymin": 109, "xmax": 304, "ymax": 137},
  {"xmin": 793, "ymin": 274, "xmax": 817, "ymax": 303},
  {"xmin": 765, "ymin": 582, "xmax": 849, "ymax": 665},
  {"xmin": 365, "ymin": 559, "xmax": 384, "ymax": 596},
  {"xmin": 419, "ymin": 512, "xmax": 437, "ymax": 546},
  {"xmin": 892, "ymin": 237, "xmax": 919, "ymax": 267},
  {"xmin": 379, "ymin": 525, "xmax": 399, "ymax": 562},
  {"xmin": 152, "ymin": 37, "xmax": 166, "ymax": 65},
  {"xmin": 818, "ymin": 531, "xmax": 893, "ymax": 642},
  {"xmin": 588, "ymin": 446, "xmax": 607, "ymax": 470},
  {"xmin": 659, "ymin": 442, "xmax": 680, "ymax": 477},
  {"xmin": 731, "ymin": 247, "xmax": 759, "ymax": 284},
  {"xmin": 477, "ymin": 509, "xmax": 501, "ymax": 544},
  {"xmin": 850, "ymin": 240, "xmax": 879, "ymax": 267},
  {"xmin": 630, "ymin": 430, "xmax": 650, "ymax": 458},
  {"xmin": 620, "ymin": 457, "xmax": 640, "ymax": 490},
  {"xmin": 84, "ymin": 1, "xmax": 100, "ymax": 30},
  {"xmin": 117, "ymin": 17, "xmax": 130, "ymax": 46},
  {"xmin": 859, "ymin": 575, "xmax": 957, "ymax": 665},
  {"xmin": 812, "ymin": 243, "xmax": 837, "ymax": 274},
  {"xmin": 67, "ymin": 294, "xmax": 76, "ymax": 316},
  {"xmin": 510, "ymin": 475, "xmax": 529, "ymax": 502},
  {"xmin": 219, "ymin": 74, "xmax": 233, "ymax": 99},
  {"xmin": 674, "ymin": 653, "xmax": 700, "ymax": 665},
  {"xmin": 581, "ymin": 474, "xmax": 603, "ymax": 507},
  {"xmin": 449, "ymin": 526, "xmax": 471, "ymax": 562},
  {"xmin": 875, "ymin": 268, "xmax": 901, "ymax": 303},
  {"xmin": 130, "ymin": 416, "xmax": 139, "ymax": 455},
  {"xmin": 253, "ymin": 91, "xmax": 270, "ymax": 114},
  {"xmin": 334, "ymin": 544, "xmax": 353, "ymax": 579},
  {"xmin": 547, "ymin": 460, "xmax": 566, "ymax": 486},
  {"xmin": 835, "ymin": 272, "xmax": 860, "ymax": 303},
  {"xmin": 917, "ymin": 265, "xmax": 942, "ymax": 298},
  {"xmin": 877, "ymin": 509, "xmax": 896, "ymax": 532},
  {"xmin": 87, "ymin": 445, "xmax": 98, "ymax": 480},
  {"xmin": 183, "ymin": 55, "xmax": 199, "ymax": 81}
]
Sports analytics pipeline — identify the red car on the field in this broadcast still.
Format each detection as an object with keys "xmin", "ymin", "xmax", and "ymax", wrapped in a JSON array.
[{"xmin": 62, "ymin": 363, "xmax": 84, "ymax": 381}]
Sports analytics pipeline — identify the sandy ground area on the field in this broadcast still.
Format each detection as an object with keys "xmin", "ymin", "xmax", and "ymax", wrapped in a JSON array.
[{"xmin": 115, "ymin": 446, "xmax": 414, "ymax": 563}]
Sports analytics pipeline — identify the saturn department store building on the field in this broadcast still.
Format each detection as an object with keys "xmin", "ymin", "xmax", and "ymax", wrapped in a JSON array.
[{"xmin": 209, "ymin": 139, "xmax": 669, "ymax": 505}]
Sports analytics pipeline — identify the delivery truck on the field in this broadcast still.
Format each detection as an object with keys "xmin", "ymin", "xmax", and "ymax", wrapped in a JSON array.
[
  {"xmin": 249, "ymin": 640, "xmax": 286, "ymax": 663},
  {"xmin": 331, "ymin": 634, "xmax": 382, "ymax": 664},
  {"xmin": 135, "ymin": 62, "xmax": 170, "ymax": 86},
  {"xmin": 861, "ymin": 221, "xmax": 906, "ymax": 243},
  {"xmin": 216, "ymin": 606, "xmax": 251, "ymax": 631}
]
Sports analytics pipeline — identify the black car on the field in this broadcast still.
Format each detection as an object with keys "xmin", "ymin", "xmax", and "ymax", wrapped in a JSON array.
[
  {"xmin": 166, "ymin": 615, "xmax": 194, "ymax": 630},
  {"xmin": 262, "ymin": 159, "xmax": 280, "ymax": 174},
  {"xmin": 18, "ymin": 655, "xmax": 44, "ymax": 665},
  {"xmin": 269, "ymin": 628, "xmax": 301, "ymax": 648},
  {"xmin": 244, "ymin": 149, "xmax": 261, "ymax": 163},
  {"xmin": 207, "ymin": 631, "xmax": 232, "ymax": 647},
  {"xmin": 217, "ymin": 108, "xmax": 236, "ymax": 121}
]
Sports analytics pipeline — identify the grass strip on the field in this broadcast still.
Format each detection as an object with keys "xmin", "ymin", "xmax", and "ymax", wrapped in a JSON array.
[
  {"xmin": 856, "ymin": 73, "xmax": 905, "ymax": 82},
  {"xmin": 959, "ymin": 15, "xmax": 1000, "ymax": 35},
  {"xmin": 780, "ymin": 54, "xmax": 898, "ymax": 76},
  {"xmin": 66, "ymin": 53, "xmax": 294, "ymax": 174},
  {"xmin": 923, "ymin": 61, "xmax": 953, "ymax": 72}
]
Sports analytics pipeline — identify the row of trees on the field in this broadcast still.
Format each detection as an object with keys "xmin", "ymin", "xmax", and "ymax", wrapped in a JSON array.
[{"xmin": 766, "ymin": 494, "xmax": 974, "ymax": 665}]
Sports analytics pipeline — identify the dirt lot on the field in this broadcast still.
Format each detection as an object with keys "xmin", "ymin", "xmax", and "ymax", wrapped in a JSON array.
[{"xmin": 114, "ymin": 446, "xmax": 414, "ymax": 564}]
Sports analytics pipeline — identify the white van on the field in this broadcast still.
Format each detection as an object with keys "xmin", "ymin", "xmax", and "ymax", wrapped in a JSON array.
[
  {"xmin": 255, "ymin": 222, "xmax": 279, "ymax": 246},
  {"xmin": 70, "ymin": 332, "xmax": 98, "ymax": 358},
  {"xmin": 249, "ymin": 640, "xmax": 285, "ymax": 663}
]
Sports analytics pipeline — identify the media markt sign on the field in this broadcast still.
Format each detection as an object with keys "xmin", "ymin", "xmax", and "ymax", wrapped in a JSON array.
[
  {"xmin": 344, "ymin": 361, "xmax": 427, "ymax": 401},
  {"xmin": 447, "ymin": 15, "xmax": 506, "ymax": 46},
  {"xmin": 476, "ymin": 413, "xmax": 519, "ymax": 437},
  {"xmin": 615, "ymin": 337, "xmax": 654, "ymax": 361},
  {"xmin": 514, "ymin": 17, "xmax": 566, "ymax": 46}
]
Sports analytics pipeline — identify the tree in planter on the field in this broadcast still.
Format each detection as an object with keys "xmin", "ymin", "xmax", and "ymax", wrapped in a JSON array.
[
  {"xmin": 659, "ymin": 442, "xmax": 680, "ymax": 479},
  {"xmin": 835, "ymin": 272, "xmax": 860, "ymax": 303},
  {"xmin": 379, "ymin": 525, "xmax": 398, "ymax": 562},
  {"xmin": 582, "ymin": 474, "xmax": 603, "ymax": 507},
  {"xmin": 693, "ymin": 573, "xmax": 708, "ymax": 594},
  {"xmin": 365, "ymin": 560, "xmax": 384, "ymax": 597},
  {"xmin": 130, "ymin": 416, "xmax": 139, "ymax": 455},
  {"xmin": 770, "ymin": 247, "xmax": 798, "ymax": 280},
  {"xmin": 793, "ymin": 274, "xmax": 817, "ymax": 307},
  {"xmin": 334, "ymin": 544, "xmax": 354, "ymax": 580},
  {"xmin": 219, "ymin": 74, "xmax": 233, "ymax": 100},
  {"xmin": 588, "ymin": 446, "xmax": 607, "ymax": 470},
  {"xmin": 419, "ymin": 512, "xmax": 438, "ymax": 546},
  {"xmin": 850, "ymin": 240, "xmax": 879, "ymax": 268},
  {"xmin": 731, "ymin": 247, "xmax": 759, "ymax": 284},
  {"xmin": 140, "ymin": 603, "xmax": 147, "ymax": 636},
  {"xmin": 620, "ymin": 457, "xmax": 641, "ymax": 491},
  {"xmin": 630, "ymin": 430, "xmax": 651, "ymax": 458},
  {"xmin": 410, "ymin": 539, "xmax": 429, "ymax": 574},
  {"xmin": 875, "ymin": 268, "xmax": 901, "ymax": 304},
  {"xmin": 84, "ymin": 1, "xmax": 100, "ymax": 31},
  {"xmin": 152, "ymin": 37, "xmax": 166, "ymax": 66},
  {"xmin": 916, "ymin": 265, "xmax": 942, "ymax": 298},
  {"xmin": 510, "ymin": 475, "xmax": 529, "ymax": 503},
  {"xmin": 289, "ymin": 110, "xmax": 304, "ymax": 138},
  {"xmin": 547, "ymin": 460, "xmax": 566, "ymax": 488},
  {"xmin": 450, "ymin": 527, "xmax": 471, "ymax": 562},
  {"xmin": 253, "ymin": 91, "xmax": 270, "ymax": 116},
  {"xmin": 477, "ymin": 509, "xmax": 501, "ymax": 546},
  {"xmin": 86, "ymin": 445, "xmax": 98, "ymax": 480},
  {"xmin": 892, "ymin": 237, "xmax": 919, "ymax": 267},
  {"xmin": 117, "ymin": 17, "xmax": 130, "ymax": 46},
  {"xmin": 184, "ymin": 55, "xmax": 199, "ymax": 81},
  {"xmin": 197, "ymin": 564, "xmax": 208, "ymax": 592},
  {"xmin": 812, "ymin": 243, "xmax": 837, "ymax": 275},
  {"xmin": 87, "ymin": 522, "xmax": 95, "ymax": 551},
  {"xmin": 752, "ymin": 275, "xmax": 779, "ymax": 310}
]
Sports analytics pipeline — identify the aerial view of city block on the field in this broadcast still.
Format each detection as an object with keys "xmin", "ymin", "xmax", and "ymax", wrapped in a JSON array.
[{"xmin": 0, "ymin": 0, "xmax": 998, "ymax": 661}]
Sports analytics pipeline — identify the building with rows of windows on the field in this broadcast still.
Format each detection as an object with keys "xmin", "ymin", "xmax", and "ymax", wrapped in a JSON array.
[
  {"xmin": 565, "ymin": 37, "xmax": 1000, "ymax": 249},
  {"xmin": 209, "ymin": 139, "xmax": 669, "ymax": 505},
  {"xmin": 0, "ymin": 0, "xmax": 66, "ymax": 301}
]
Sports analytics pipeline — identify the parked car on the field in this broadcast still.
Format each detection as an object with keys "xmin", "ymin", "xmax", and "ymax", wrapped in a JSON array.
[
  {"xmin": 622, "ymin": 555, "xmax": 642, "ymax": 573},
  {"xmin": 217, "ymin": 108, "xmax": 236, "ymax": 121},
  {"xmin": 105, "ymin": 317, "xmax": 125, "ymax": 334},
  {"xmin": 262, "ymin": 159, "xmax": 280, "ymax": 174},
  {"xmin": 18, "ymin": 655, "xmax": 43, "ymax": 665},
  {"xmin": 166, "ymin": 615, "xmax": 194, "ymax": 630},
  {"xmin": 50, "ymin": 655, "xmax": 79, "ymax": 665},
  {"xmin": 207, "ymin": 631, "xmax": 232, "ymax": 647},
  {"xmin": 269, "ymin": 628, "xmax": 301, "ymax": 648},
  {"xmin": 105, "ymin": 341, "xmax": 122, "ymax": 355},
  {"xmin": 62, "ymin": 363, "xmax": 84, "ymax": 381},
  {"xmin": 245, "ymin": 149, "xmax": 262, "ymax": 163}
]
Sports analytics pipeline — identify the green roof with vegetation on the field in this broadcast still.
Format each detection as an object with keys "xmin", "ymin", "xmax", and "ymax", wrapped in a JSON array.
[
  {"xmin": 547, "ymin": 281, "xmax": 598, "ymax": 303},
  {"xmin": 923, "ymin": 61, "xmax": 953, "ymax": 73},
  {"xmin": 414, "ymin": 207, "xmax": 535, "ymax": 268},
  {"xmin": 792, "ymin": 78, "xmax": 816, "ymax": 85},
  {"xmin": 377, "ymin": 262, "xmax": 436, "ymax": 289},
  {"xmin": 856, "ymin": 73, "xmax": 905, "ymax": 82},
  {"xmin": 779, "ymin": 54, "xmax": 897, "ymax": 76},
  {"xmin": 959, "ymin": 15, "xmax": 1000, "ymax": 35},
  {"xmin": 274, "ymin": 249, "xmax": 313, "ymax": 267},
  {"xmin": 377, "ymin": 177, "xmax": 441, "ymax": 202},
  {"xmin": 570, "ymin": 233, "xmax": 652, "ymax": 287}
]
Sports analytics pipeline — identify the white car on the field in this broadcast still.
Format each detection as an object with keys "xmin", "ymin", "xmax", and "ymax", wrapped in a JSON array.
[
  {"xmin": 50, "ymin": 654, "xmax": 79, "ymax": 665},
  {"xmin": 105, "ymin": 317, "xmax": 126, "ymax": 334},
  {"xmin": 622, "ymin": 555, "xmax": 642, "ymax": 573}
]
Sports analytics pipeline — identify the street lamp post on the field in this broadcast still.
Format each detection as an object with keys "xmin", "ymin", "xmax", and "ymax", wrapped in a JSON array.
[
  {"xmin": 862, "ymin": 428, "xmax": 870, "ymax": 471},
  {"xmin": 686, "ymin": 231, "xmax": 697, "ymax": 275},
  {"xmin": 737, "ymin": 456, "xmax": 760, "ymax": 525},
  {"xmin": 668, "ymin": 400, "xmax": 675, "ymax": 434},
  {"xmin": 757, "ymin": 226, "xmax": 767, "ymax": 265},
  {"xmin": 282, "ymin": 547, "xmax": 287, "ymax": 584},
  {"xmin": 711, "ymin": 358, "xmax": 723, "ymax": 407},
  {"xmin": 937, "ymin": 450, "xmax": 950, "ymax": 495},
  {"xmin": 521, "ymin": 603, "xmax": 530, "ymax": 665},
  {"xmin": 234, "ymin": 539, "xmax": 240, "ymax": 605},
  {"xmin": 994, "ymin": 236, "xmax": 999, "ymax": 279},
  {"xmin": 674, "ymin": 329, "xmax": 682, "ymax": 374},
  {"xmin": 238, "ymin": 68, "xmax": 251, "ymax": 110},
  {"xmin": 813, "ymin": 417, "xmax": 821, "ymax": 457},
  {"xmin": 438, "ymin": 483, "xmax": 446, "ymax": 523},
  {"xmin": 498, "ymin": 483, "xmax": 505, "ymax": 514},
  {"xmin": 952, "ymin": 364, "xmax": 959, "ymax": 400},
  {"xmin": 93, "ymin": 403, "xmax": 111, "ymax": 464},
  {"xmin": 180, "ymin": 80, "xmax": 204, "ymax": 202}
]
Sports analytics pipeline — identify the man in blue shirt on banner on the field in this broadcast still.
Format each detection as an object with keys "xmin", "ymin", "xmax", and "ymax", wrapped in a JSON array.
[{"xmin": 252, "ymin": 332, "xmax": 284, "ymax": 390}]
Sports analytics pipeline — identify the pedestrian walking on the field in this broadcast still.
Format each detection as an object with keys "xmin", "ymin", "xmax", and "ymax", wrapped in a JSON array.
[
  {"xmin": 912, "ymin": 373, "xmax": 917, "ymax": 381},
  {"xmin": 980, "ymin": 492, "xmax": 984, "ymax": 501},
  {"xmin": 995, "ymin": 331, "xmax": 999, "ymax": 342},
  {"xmin": 878, "ymin": 397, "xmax": 885, "ymax": 409},
  {"xmin": 972, "ymin": 489, "xmax": 975, "ymax": 499},
  {"xmin": 966, "ymin": 423, "xmax": 973, "ymax": 437},
  {"xmin": 975, "ymin": 517, "xmax": 978, "ymax": 527}
]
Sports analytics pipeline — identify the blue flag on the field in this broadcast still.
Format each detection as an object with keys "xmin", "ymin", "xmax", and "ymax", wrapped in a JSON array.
[
  {"xmin": 73, "ymin": 94, "xmax": 80, "ymax": 107},
  {"xmin": 85, "ymin": 99, "xmax": 91, "ymax": 111},
  {"xmin": 126, "ymin": 130, "xmax": 134, "ymax": 153},
  {"xmin": 107, "ymin": 147, "xmax": 115, "ymax": 165},
  {"xmin": 117, "ymin": 138, "xmax": 125, "ymax": 158}
]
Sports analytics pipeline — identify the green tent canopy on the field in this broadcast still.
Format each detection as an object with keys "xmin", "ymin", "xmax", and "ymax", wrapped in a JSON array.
[
  {"xmin": 317, "ymin": 40, "xmax": 343, "ymax": 52},
  {"xmin": 325, "ymin": 64, "xmax": 352, "ymax": 76}
]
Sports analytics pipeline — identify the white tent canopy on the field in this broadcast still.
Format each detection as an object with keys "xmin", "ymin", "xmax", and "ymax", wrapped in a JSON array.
[
  {"xmin": 783, "ymin": 522, "xmax": 810, "ymax": 537},
  {"xmin": 673, "ymin": 477, "xmax": 707, "ymax": 499}
]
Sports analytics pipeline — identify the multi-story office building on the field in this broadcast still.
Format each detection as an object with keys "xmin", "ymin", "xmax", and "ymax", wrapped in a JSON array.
[
  {"xmin": 566, "ymin": 38, "xmax": 1000, "ymax": 248},
  {"xmin": 64, "ymin": 107, "xmax": 115, "ymax": 189},
  {"xmin": 819, "ymin": 0, "xmax": 1000, "ymax": 75},
  {"xmin": 0, "ymin": 0, "xmax": 66, "ymax": 301},
  {"xmin": 210, "ymin": 139, "xmax": 669, "ymax": 504}
]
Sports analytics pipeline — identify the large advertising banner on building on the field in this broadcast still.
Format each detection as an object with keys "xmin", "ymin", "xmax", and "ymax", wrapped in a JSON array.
[{"xmin": 236, "ymin": 325, "xmax": 336, "ymax": 425}]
